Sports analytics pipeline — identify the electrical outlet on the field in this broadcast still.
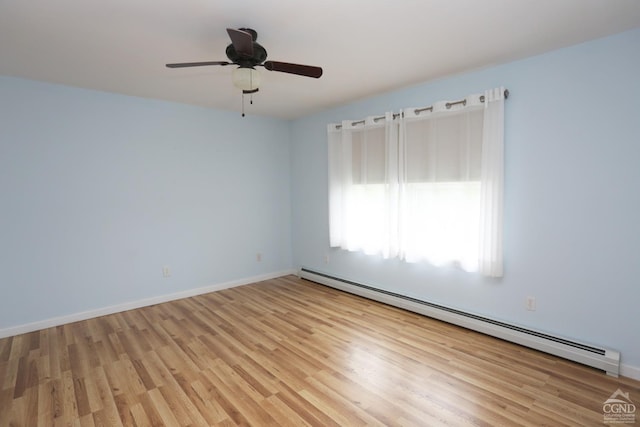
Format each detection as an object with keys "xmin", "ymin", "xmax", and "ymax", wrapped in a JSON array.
[
  {"xmin": 526, "ymin": 296, "xmax": 536, "ymax": 311},
  {"xmin": 324, "ymin": 254, "xmax": 330, "ymax": 264},
  {"xmin": 162, "ymin": 266, "xmax": 171, "ymax": 278},
  {"xmin": 256, "ymin": 253, "xmax": 262, "ymax": 262}
]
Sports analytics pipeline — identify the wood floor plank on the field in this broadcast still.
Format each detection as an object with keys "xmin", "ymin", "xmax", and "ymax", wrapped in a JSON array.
[
  {"xmin": 37, "ymin": 377, "xmax": 54, "ymax": 425},
  {"xmin": 1, "ymin": 275, "xmax": 639, "ymax": 426},
  {"xmin": 147, "ymin": 387, "xmax": 183, "ymax": 426},
  {"xmin": 301, "ymin": 375, "xmax": 386, "ymax": 426},
  {"xmin": 127, "ymin": 401, "xmax": 152, "ymax": 427},
  {"xmin": 112, "ymin": 394, "xmax": 137, "ymax": 427},
  {"xmin": 60, "ymin": 369, "xmax": 79, "ymax": 422},
  {"xmin": 260, "ymin": 395, "xmax": 314, "ymax": 427},
  {"xmin": 91, "ymin": 367, "xmax": 123, "ymax": 427},
  {"xmin": 197, "ymin": 369, "xmax": 251, "ymax": 426},
  {"xmin": 158, "ymin": 379, "xmax": 209, "ymax": 426},
  {"xmin": 188, "ymin": 378, "xmax": 233, "ymax": 424},
  {"xmin": 272, "ymin": 381, "xmax": 341, "ymax": 427},
  {"xmin": 136, "ymin": 391, "xmax": 166, "ymax": 427},
  {"xmin": 138, "ymin": 351, "xmax": 178, "ymax": 392}
]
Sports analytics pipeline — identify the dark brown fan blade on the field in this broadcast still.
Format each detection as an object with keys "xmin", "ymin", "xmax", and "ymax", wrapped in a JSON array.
[
  {"xmin": 226, "ymin": 28, "xmax": 253, "ymax": 57},
  {"xmin": 263, "ymin": 61, "xmax": 323, "ymax": 78},
  {"xmin": 166, "ymin": 61, "xmax": 230, "ymax": 68}
]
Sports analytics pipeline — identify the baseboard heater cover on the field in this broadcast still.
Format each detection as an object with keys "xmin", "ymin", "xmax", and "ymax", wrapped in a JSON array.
[{"xmin": 299, "ymin": 268, "xmax": 620, "ymax": 377}]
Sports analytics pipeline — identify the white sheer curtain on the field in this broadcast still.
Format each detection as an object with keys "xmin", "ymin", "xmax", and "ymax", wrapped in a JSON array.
[
  {"xmin": 478, "ymin": 87, "xmax": 505, "ymax": 277},
  {"xmin": 328, "ymin": 88, "xmax": 505, "ymax": 277},
  {"xmin": 399, "ymin": 98, "xmax": 485, "ymax": 271},
  {"xmin": 328, "ymin": 113, "xmax": 397, "ymax": 257}
]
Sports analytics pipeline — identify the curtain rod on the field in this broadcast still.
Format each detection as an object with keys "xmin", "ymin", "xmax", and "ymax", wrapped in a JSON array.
[{"xmin": 335, "ymin": 89, "xmax": 509, "ymax": 130}]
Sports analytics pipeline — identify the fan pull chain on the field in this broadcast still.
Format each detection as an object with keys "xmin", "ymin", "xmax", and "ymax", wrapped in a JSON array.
[
  {"xmin": 250, "ymin": 73, "xmax": 254, "ymax": 105},
  {"xmin": 240, "ymin": 92, "xmax": 255, "ymax": 117}
]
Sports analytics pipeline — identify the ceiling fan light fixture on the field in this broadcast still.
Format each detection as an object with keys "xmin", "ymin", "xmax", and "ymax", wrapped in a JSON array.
[{"xmin": 232, "ymin": 67, "xmax": 260, "ymax": 91}]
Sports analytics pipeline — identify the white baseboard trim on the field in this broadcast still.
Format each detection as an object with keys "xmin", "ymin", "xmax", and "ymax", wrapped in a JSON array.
[
  {"xmin": 0, "ymin": 269, "xmax": 296, "ymax": 339},
  {"xmin": 620, "ymin": 363, "xmax": 640, "ymax": 381}
]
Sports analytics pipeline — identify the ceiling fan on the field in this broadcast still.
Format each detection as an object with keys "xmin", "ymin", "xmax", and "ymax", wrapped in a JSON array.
[{"xmin": 166, "ymin": 28, "xmax": 323, "ymax": 115}]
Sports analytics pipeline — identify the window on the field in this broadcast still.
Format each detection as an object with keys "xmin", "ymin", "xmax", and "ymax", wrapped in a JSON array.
[{"xmin": 328, "ymin": 88, "xmax": 505, "ymax": 277}]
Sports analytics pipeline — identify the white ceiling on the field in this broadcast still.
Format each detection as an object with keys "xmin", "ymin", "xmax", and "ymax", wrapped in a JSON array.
[{"xmin": 2, "ymin": 0, "xmax": 640, "ymax": 119}]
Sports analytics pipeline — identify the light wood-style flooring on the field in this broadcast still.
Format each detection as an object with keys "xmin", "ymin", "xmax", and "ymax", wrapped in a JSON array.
[{"xmin": 1, "ymin": 275, "xmax": 638, "ymax": 426}]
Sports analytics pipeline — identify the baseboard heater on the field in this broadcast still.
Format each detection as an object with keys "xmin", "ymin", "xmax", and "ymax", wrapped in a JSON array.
[{"xmin": 299, "ymin": 267, "xmax": 620, "ymax": 377}]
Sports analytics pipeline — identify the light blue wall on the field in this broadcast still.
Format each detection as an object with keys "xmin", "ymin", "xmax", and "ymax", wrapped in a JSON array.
[
  {"xmin": 0, "ymin": 77, "xmax": 292, "ymax": 327},
  {"xmin": 290, "ymin": 29, "xmax": 640, "ymax": 371}
]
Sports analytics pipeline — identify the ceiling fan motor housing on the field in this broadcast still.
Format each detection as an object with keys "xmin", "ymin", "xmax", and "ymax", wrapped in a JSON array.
[
  {"xmin": 225, "ymin": 43, "xmax": 267, "ymax": 68},
  {"xmin": 225, "ymin": 28, "xmax": 267, "ymax": 68}
]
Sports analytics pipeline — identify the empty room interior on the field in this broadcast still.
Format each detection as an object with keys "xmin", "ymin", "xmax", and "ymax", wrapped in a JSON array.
[{"xmin": 1, "ymin": 1, "xmax": 640, "ymax": 426}]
